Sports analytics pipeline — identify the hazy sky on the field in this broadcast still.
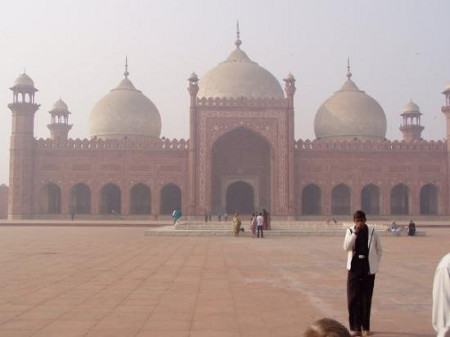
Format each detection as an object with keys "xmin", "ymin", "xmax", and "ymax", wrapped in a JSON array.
[{"xmin": 1, "ymin": 0, "xmax": 450, "ymax": 185}]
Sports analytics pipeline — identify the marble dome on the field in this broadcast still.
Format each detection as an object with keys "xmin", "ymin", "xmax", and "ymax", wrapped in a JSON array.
[
  {"xmin": 197, "ymin": 37, "xmax": 284, "ymax": 99},
  {"xmin": 13, "ymin": 73, "xmax": 35, "ymax": 89},
  {"xmin": 51, "ymin": 98, "xmax": 69, "ymax": 112},
  {"xmin": 314, "ymin": 71, "xmax": 387, "ymax": 141},
  {"xmin": 403, "ymin": 100, "xmax": 420, "ymax": 113},
  {"xmin": 89, "ymin": 69, "xmax": 161, "ymax": 140}
]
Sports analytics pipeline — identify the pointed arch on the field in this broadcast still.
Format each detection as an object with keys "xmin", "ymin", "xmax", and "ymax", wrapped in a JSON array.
[
  {"xmin": 160, "ymin": 183, "xmax": 181, "ymax": 215},
  {"xmin": 302, "ymin": 184, "xmax": 321, "ymax": 215},
  {"xmin": 70, "ymin": 183, "xmax": 91, "ymax": 214},
  {"xmin": 420, "ymin": 184, "xmax": 439, "ymax": 215},
  {"xmin": 391, "ymin": 184, "xmax": 409, "ymax": 215},
  {"xmin": 40, "ymin": 183, "xmax": 61, "ymax": 214},
  {"xmin": 130, "ymin": 183, "xmax": 151, "ymax": 214},
  {"xmin": 331, "ymin": 184, "xmax": 351, "ymax": 215},
  {"xmin": 226, "ymin": 181, "xmax": 255, "ymax": 214},
  {"xmin": 100, "ymin": 183, "xmax": 121, "ymax": 214},
  {"xmin": 361, "ymin": 184, "xmax": 380, "ymax": 215}
]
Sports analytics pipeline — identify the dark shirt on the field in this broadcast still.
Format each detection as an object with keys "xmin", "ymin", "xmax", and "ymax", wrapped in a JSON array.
[
  {"xmin": 355, "ymin": 225, "xmax": 369, "ymax": 256},
  {"xmin": 351, "ymin": 225, "xmax": 369, "ymax": 274}
]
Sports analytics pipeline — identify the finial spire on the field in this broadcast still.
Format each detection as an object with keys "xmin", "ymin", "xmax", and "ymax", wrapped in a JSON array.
[
  {"xmin": 124, "ymin": 56, "xmax": 129, "ymax": 78},
  {"xmin": 346, "ymin": 57, "xmax": 352, "ymax": 80},
  {"xmin": 235, "ymin": 21, "xmax": 242, "ymax": 49}
]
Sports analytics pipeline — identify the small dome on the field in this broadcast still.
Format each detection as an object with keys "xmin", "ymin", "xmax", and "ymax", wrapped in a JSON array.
[
  {"xmin": 12, "ymin": 73, "xmax": 35, "ymax": 89},
  {"xmin": 403, "ymin": 100, "xmax": 420, "ymax": 113},
  {"xmin": 89, "ymin": 73, "xmax": 161, "ymax": 140},
  {"xmin": 314, "ymin": 75, "xmax": 387, "ymax": 141},
  {"xmin": 51, "ymin": 99, "xmax": 69, "ymax": 112},
  {"xmin": 197, "ymin": 40, "xmax": 284, "ymax": 99}
]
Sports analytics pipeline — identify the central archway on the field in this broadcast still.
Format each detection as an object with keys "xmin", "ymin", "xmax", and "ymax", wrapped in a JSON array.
[
  {"xmin": 211, "ymin": 127, "xmax": 271, "ymax": 214},
  {"xmin": 226, "ymin": 181, "xmax": 255, "ymax": 215}
]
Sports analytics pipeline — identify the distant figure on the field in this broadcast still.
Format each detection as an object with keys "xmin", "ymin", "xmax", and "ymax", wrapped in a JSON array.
[
  {"xmin": 172, "ymin": 209, "xmax": 182, "ymax": 224},
  {"xmin": 250, "ymin": 212, "xmax": 257, "ymax": 238},
  {"xmin": 232, "ymin": 213, "xmax": 241, "ymax": 237},
  {"xmin": 218, "ymin": 213, "xmax": 222, "ymax": 222},
  {"xmin": 70, "ymin": 211, "xmax": 75, "ymax": 221},
  {"xmin": 343, "ymin": 210, "xmax": 382, "ymax": 337},
  {"xmin": 433, "ymin": 253, "xmax": 450, "ymax": 337},
  {"xmin": 256, "ymin": 212, "xmax": 264, "ymax": 238},
  {"xmin": 303, "ymin": 318, "xmax": 351, "ymax": 337},
  {"xmin": 390, "ymin": 221, "xmax": 400, "ymax": 236},
  {"xmin": 204, "ymin": 213, "xmax": 208, "ymax": 222},
  {"xmin": 262, "ymin": 209, "xmax": 269, "ymax": 230},
  {"xmin": 224, "ymin": 213, "xmax": 228, "ymax": 221},
  {"xmin": 408, "ymin": 220, "xmax": 416, "ymax": 236}
]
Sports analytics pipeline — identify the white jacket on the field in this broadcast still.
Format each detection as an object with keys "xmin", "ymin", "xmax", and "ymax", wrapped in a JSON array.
[
  {"xmin": 343, "ymin": 224, "xmax": 383, "ymax": 274},
  {"xmin": 433, "ymin": 253, "xmax": 450, "ymax": 334}
]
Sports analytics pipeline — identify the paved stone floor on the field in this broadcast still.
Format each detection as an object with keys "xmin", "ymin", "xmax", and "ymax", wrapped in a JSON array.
[{"xmin": 0, "ymin": 226, "xmax": 448, "ymax": 337}]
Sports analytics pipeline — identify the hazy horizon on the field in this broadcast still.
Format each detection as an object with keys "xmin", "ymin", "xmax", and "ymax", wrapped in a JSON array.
[{"xmin": 1, "ymin": 0, "xmax": 450, "ymax": 185}]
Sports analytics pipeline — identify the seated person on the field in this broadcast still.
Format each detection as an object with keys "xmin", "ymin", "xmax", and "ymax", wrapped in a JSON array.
[{"xmin": 408, "ymin": 220, "xmax": 416, "ymax": 236}]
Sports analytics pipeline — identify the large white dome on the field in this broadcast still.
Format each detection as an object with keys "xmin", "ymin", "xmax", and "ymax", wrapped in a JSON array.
[
  {"xmin": 89, "ymin": 72, "xmax": 161, "ymax": 140},
  {"xmin": 314, "ymin": 73, "xmax": 387, "ymax": 141},
  {"xmin": 197, "ymin": 39, "xmax": 284, "ymax": 99}
]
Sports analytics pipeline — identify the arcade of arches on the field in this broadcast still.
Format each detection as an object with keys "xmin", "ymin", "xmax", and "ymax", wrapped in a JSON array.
[
  {"xmin": 40, "ymin": 182, "xmax": 182, "ymax": 215},
  {"xmin": 38, "ymin": 181, "xmax": 439, "ymax": 217}
]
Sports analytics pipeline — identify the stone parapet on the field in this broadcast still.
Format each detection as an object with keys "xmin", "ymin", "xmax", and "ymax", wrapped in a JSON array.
[
  {"xmin": 295, "ymin": 139, "xmax": 446, "ymax": 151},
  {"xmin": 197, "ymin": 96, "xmax": 286, "ymax": 108},
  {"xmin": 35, "ymin": 137, "xmax": 189, "ymax": 150}
]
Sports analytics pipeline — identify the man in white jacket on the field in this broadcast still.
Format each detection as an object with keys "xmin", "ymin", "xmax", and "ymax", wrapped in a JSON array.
[
  {"xmin": 343, "ymin": 210, "xmax": 382, "ymax": 337},
  {"xmin": 433, "ymin": 253, "xmax": 450, "ymax": 337}
]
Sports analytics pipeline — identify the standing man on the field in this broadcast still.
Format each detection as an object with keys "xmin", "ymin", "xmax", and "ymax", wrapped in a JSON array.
[
  {"xmin": 256, "ymin": 212, "xmax": 264, "ymax": 238},
  {"xmin": 343, "ymin": 210, "xmax": 382, "ymax": 337}
]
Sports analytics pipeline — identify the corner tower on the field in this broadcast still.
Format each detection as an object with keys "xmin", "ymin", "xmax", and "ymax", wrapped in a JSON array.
[
  {"xmin": 8, "ymin": 73, "xmax": 40, "ymax": 219},
  {"xmin": 400, "ymin": 100, "xmax": 424, "ymax": 141},
  {"xmin": 48, "ymin": 98, "xmax": 72, "ymax": 141}
]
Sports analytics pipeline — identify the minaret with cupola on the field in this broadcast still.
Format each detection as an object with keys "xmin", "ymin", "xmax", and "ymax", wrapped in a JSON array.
[
  {"xmin": 48, "ymin": 98, "xmax": 72, "ymax": 141},
  {"xmin": 400, "ymin": 99, "xmax": 424, "ymax": 141},
  {"xmin": 442, "ymin": 84, "xmax": 450, "ymax": 146},
  {"xmin": 8, "ymin": 73, "xmax": 40, "ymax": 219}
]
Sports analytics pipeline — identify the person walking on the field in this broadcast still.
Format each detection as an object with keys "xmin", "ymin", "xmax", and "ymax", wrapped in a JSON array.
[
  {"xmin": 250, "ymin": 212, "xmax": 257, "ymax": 238},
  {"xmin": 343, "ymin": 210, "xmax": 383, "ymax": 337},
  {"xmin": 232, "ymin": 213, "xmax": 241, "ymax": 237},
  {"xmin": 256, "ymin": 212, "xmax": 264, "ymax": 238}
]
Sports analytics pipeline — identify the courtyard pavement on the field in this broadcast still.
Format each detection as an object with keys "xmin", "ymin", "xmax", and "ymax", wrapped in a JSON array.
[{"xmin": 0, "ymin": 225, "xmax": 448, "ymax": 337}]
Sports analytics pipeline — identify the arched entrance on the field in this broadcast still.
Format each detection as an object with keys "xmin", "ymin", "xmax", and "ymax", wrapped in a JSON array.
[
  {"xmin": 420, "ymin": 184, "xmax": 438, "ymax": 215},
  {"xmin": 211, "ymin": 127, "xmax": 271, "ymax": 214},
  {"xmin": 226, "ymin": 181, "xmax": 254, "ymax": 214},
  {"xmin": 302, "ymin": 184, "xmax": 321, "ymax": 215},
  {"xmin": 130, "ymin": 183, "xmax": 151, "ymax": 214},
  {"xmin": 40, "ymin": 183, "xmax": 61, "ymax": 214},
  {"xmin": 361, "ymin": 184, "xmax": 380, "ymax": 215},
  {"xmin": 331, "ymin": 184, "xmax": 351, "ymax": 215},
  {"xmin": 70, "ymin": 183, "xmax": 91, "ymax": 214},
  {"xmin": 160, "ymin": 183, "xmax": 181, "ymax": 215},
  {"xmin": 100, "ymin": 184, "xmax": 121, "ymax": 214},
  {"xmin": 391, "ymin": 184, "xmax": 409, "ymax": 215}
]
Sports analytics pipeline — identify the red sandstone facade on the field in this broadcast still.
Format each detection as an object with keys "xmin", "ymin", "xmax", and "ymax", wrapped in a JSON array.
[{"xmin": 5, "ymin": 55, "xmax": 450, "ymax": 220}]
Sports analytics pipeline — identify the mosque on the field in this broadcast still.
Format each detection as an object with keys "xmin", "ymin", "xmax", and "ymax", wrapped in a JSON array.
[{"xmin": 4, "ymin": 29, "xmax": 450, "ymax": 220}]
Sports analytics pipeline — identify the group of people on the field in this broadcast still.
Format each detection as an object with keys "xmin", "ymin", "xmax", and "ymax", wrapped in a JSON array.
[
  {"xmin": 389, "ymin": 219, "xmax": 416, "ymax": 236},
  {"xmin": 232, "ymin": 209, "xmax": 271, "ymax": 237}
]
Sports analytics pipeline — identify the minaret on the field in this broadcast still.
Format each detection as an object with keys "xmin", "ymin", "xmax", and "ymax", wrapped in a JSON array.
[
  {"xmin": 400, "ymin": 100, "xmax": 424, "ymax": 141},
  {"xmin": 187, "ymin": 72, "xmax": 199, "ymax": 216},
  {"xmin": 442, "ymin": 84, "xmax": 450, "ymax": 145},
  {"xmin": 8, "ymin": 73, "xmax": 40, "ymax": 219},
  {"xmin": 47, "ymin": 98, "xmax": 72, "ymax": 141},
  {"xmin": 284, "ymin": 73, "xmax": 296, "ymax": 217}
]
